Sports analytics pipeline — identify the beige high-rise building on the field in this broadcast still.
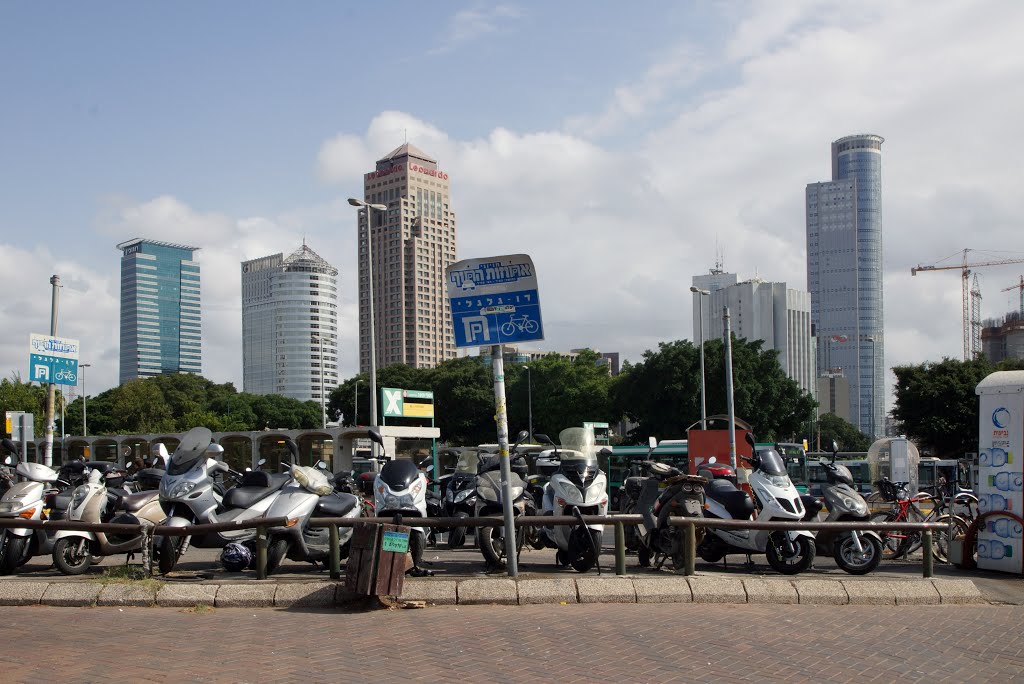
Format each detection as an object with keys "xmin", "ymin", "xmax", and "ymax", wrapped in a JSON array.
[{"xmin": 357, "ymin": 144, "xmax": 457, "ymax": 371}]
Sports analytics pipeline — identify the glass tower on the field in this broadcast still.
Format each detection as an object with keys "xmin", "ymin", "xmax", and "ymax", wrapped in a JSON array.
[
  {"xmin": 117, "ymin": 238, "xmax": 202, "ymax": 384},
  {"xmin": 241, "ymin": 244, "xmax": 339, "ymax": 403},
  {"xmin": 806, "ymin": 134, "xmax": 884, "ymax": 437}
]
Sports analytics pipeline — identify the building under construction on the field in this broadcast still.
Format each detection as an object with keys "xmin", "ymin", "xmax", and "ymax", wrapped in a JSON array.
[{"xmin": 982, "ymin": 312, "xmax": 1024, "ymax": 363}]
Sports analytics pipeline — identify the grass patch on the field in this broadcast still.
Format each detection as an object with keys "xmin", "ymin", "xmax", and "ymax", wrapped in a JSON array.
[
  {"xmin": 182, "ymin": 603, "xmax": 214, "ymax": 614},
  {"xmin": 90, "ymin": 565, "xmax": 164, "ymax": 592}
]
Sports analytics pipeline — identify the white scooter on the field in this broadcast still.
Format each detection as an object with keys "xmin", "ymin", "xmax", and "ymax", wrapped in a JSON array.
[
  {"xmin": 696, "ymin": 433, "xmax": 816, "ymax": 575},
  {"xmin": 0, "ymin": 438, "xmax": 60, "ymax": 574},
  {"xmin": 370, "ymin": 428, "xmax": 430, "ymax": 575},
  {"xmin": 534, "ymin": 427, "xmax": 609, "ymax": 573},
  {"xmin": 156, "ymin": 427, "xmax": 289, "ymax": 574},
  {"xmin": 263, "ymin": 437, "xmax": 362, "ymax": 574}
]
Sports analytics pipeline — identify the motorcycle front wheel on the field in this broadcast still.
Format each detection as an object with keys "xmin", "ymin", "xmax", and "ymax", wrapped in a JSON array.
[
  {"xmin": 834, "ymin": 532, "xmax": 883, "ymax": 575},
  {"xmin": 157, "ymin": 536, "xmax": 182, "ymax": 575},
  {"xmin": 0, "ymin": 533, "xmax": 28, "ymax": 575},
  {"xmin": 52, "ymin": 537, "xmax": 93, "ymax": 575},
  {"xmin": 448, "ymin": 512, "xmax": 468, "ymax": 549},
  {"xmin": 266, "ymin": 538, "xmax": 290, "ymax": 575},
  {"xmin": 765, "ymin": 532, "xmax": 815, "ymax": 575},
  {"xmin": 568, "ymin": 527, "xmax": 602, "ymax": 573}
]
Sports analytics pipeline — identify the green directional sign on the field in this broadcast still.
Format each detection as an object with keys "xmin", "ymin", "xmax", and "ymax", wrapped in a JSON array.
[{"xmin": 382, "ymin": 387, "xmax": 435, "ymax": 418}]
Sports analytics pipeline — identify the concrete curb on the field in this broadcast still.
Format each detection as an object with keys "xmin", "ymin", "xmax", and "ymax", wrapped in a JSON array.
[{"xmin": 0, "ymin": 576, "xmax": 989, "ymax": 608}]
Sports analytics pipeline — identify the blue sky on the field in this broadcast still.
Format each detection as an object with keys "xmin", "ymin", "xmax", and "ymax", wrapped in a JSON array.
[{"xmin": 3, "ymin": 1, "xmax": 1024, "ymax": 410}]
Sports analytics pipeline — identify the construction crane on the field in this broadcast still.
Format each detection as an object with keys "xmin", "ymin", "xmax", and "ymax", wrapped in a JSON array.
[
  {"xmin": 911, "ymin": 248, "xmax": 1024, "ymax": 360},
  {"xmin": 1001, "ymin": 276, "xmax": 1024, "ymax": 316}
]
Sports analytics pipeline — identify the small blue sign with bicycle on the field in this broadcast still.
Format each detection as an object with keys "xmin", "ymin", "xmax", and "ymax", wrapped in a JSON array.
[
  {"xmin": 446, "ymin": 254, "xmax": 544, "ymax": 348},
  {"xmin": 29, "ymin": 334, "xmax": 80, "ymax": 386}
]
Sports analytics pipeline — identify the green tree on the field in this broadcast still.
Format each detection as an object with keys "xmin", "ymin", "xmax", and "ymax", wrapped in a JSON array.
[
  {"xmin": 612, "ymin": 337, "xmax": 815, "ymax": 443},
  {"xmin": 816, "ymin": 413, "xmax": 871, "ymax": 452},
  {"xmin": 110, "ymin": 379, "xmax": 176, "ymax": 434},
  {"xmin": 892, "ymin": 357, "xmax": 1024, "ymax": 457},
  {"xmin": 0, "ymin": 374, "xmax": 48, "ymax": 436}
]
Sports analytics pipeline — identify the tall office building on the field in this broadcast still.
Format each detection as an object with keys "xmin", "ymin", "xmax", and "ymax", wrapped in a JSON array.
[
  {"xmin": 806, "ymin": 134, "xmax": 884, "ymax": 437},
  {"xmin": 357, "ymin": 144, "xmax": 457, "ymax": 371},
  {"xmin": 241, "ymin": 244, "xmax": 339, "ymax": 404},
  {"xmin": 691, "ymin": 275, "xmax": 815, "ymax": 396},
  {"xmin": 116, "ymin": 238, "xmax": 202, "ymax": 384}
]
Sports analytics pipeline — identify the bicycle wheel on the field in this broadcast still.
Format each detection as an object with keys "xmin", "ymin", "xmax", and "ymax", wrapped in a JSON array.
[
  {"xmin": 901, "ymin": 504, "xmax": 930, "ymax": 556},
  {"xmin": 870, "ymin": 510, "xmax": 907, "ymax": 560},
  {"xmin": 499, "ymin": 322, "xmax": 515, "ymax": 336},
  {"xmin": 933, "ymin": 514, "xmax": 969, "ymax": 563}
]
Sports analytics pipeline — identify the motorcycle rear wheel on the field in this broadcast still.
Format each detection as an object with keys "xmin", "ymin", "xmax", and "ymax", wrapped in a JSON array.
[
  {"xmin": 52, "ymin": 537, "xmax": 92, "ymax": 575},
  {"xmin": 266, "ymin": 538, "xmax": 290, "ymax": 575},
  {"xmin": 157, "ymin": 536, "xmax": 182, "ymax": 575},
  {"xmin": 568, "ymin": 528, "xmax": 602, "ymax": 573}
]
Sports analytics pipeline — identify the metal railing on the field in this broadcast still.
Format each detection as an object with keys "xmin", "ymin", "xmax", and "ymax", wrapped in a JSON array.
[{"xmin": 1, "ymin": 515, "xmax": 954, "ymax": 580}]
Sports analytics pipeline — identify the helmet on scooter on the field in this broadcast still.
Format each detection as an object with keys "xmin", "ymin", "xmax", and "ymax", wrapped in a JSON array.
[{"xmin": 221, "ymin": 543, "xmax": 252, "ymax": 573}]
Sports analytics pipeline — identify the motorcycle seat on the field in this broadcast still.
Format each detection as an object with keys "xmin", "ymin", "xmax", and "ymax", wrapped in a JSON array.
[
  {"xmin": 52, "ymin": 489, "xmax": 74, "ymax": 512},
  {"xmin": 316, "ymin": 492, "xmax": 359, "ymax": 517},
  {"xmin": 223, "ymin": 472, "xmax": 288, "ymax": 509},
  {"xmin": 120, "ymin": 490, "xmax": 159, "ymax": 513},
  {"xmin": 705, "ymin": 479, "xmax": 755, "ymax": 520}
]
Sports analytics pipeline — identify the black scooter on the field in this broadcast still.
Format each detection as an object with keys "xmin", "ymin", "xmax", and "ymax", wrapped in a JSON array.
[
  {"xmin": 634, "ymin": 462, "xmax": 707, "ymax": 570},
  {"xmin": 440, "ymin": 449, "xmax": 480, "ymax": 548}
]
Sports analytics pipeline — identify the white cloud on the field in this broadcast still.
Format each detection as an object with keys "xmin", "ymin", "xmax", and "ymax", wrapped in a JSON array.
[{"xmin": 430, "ymin": 4, "xmax": 524, "ymax": 55}]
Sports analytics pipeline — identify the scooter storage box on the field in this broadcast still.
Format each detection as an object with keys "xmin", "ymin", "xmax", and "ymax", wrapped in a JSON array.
[{"xmin": 697, "ymin": 463, "xmax": 738, "ymax": 486}]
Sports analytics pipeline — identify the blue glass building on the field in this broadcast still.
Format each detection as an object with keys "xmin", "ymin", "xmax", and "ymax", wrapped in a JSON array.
[
  {"xmin": 806, "ymin": 134, "xmax": 884, "ymax": 438},
  {"xmin": 117, "ymin": 238, "xmax": 202, "ymax": 384}
]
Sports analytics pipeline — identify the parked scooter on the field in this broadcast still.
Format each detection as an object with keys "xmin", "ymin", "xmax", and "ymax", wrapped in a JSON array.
[
  {"xmin": 440, "ymin": 448, "xmax": 480, "ymax": 548},
  {"xmin": 804, "ymin": 442, "xmax": 884, "ymax": 575},
  {"xmin": 263, "ymin": 437, "xmax": 362, "ymax": 574},
  {"xmin": 696, "ymin": 433, "xmax": 816, "ymax": 575},
  {"xmin": 474, "ymin": 431, "xmax": 532, "ymax": 568},
  {"xmin": 0, "ymin": 438, "xmax": 65, "ymax": 574},
  {"xmin": 370, "ymin": 428, "xmax": 431, "ymax": 575},
  {"xmin": 50, "ymin": 465, "xmax": 165, "ymax": 574},
  {"xmin": 156, "ymin": 427, "xmax": 289, "ymax": 574},
  {"xmin": 535, "ymin": 428, "xmax": 609, "ymax": 572},
  {"xmin": 633, "ymin": 462, "xmax": 707, "ymax": 571}
]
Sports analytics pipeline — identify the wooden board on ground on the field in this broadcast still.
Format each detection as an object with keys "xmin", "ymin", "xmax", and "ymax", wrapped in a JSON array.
[
  {"xmin": 375, "ymin": 523, "xmax": 411, "ymax": 597},
  {"xmin": 345, "ymin": 523, "xmax": 380, "ymax": 596}
]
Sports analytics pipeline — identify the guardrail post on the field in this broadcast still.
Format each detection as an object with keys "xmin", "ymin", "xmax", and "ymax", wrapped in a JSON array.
[
  {"xmin": 922, "ymin": 529, "xmax": 934, "ymax": 578},
  {"xmin": 682, "ymin": 522, "xmax": 696, "ymax": 576},
  {"xmin": 329, "ymin": 523, "xmax": 341, "ymax": 580},
  {"xmin": 256, "ymin": 524, "xmax": 268, "ymax": 581},
  {"xmin": 614, "ymin": 521, "xmax": 626, "ymax": 576}
]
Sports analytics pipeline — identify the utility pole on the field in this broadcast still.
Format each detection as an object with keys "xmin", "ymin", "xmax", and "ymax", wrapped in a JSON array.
[{"xmin": 43, "ymin": 275, "xmax": 61, "ymax": 467}]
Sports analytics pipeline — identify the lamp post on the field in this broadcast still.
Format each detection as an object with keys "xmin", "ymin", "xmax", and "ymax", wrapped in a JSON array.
[
  {"xmin": 354, "ymin": 379, "xmax": 360, "ymax": 427},
  {"xmin": 690, "ymin": 287, "xmax": 710, "ymax": 430},
  {"xmin": 348, "ymin": 198, "xmax": 388, "ymax": 458},
  {"xmin": 80, "ymin": 363, "xmax": 91, "ymax": 437},
  {"xmin": 525, "ymin": 365, "xmax": 533, "ymax": 441},
  {"xmin": 311, "ymin": 335, "xmax": 326, "ymax": 429},
  {"xmin": 723, "ymin": 306, "xmax": 737, "ymax": 468}
]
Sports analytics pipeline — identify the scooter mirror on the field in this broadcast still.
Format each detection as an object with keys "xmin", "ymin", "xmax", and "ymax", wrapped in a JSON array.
[
  {"xmin": 206, "ymin": 444, "xmax": 225, "ymax": 457},
  {"xmin": 744, "ymin": 432, "xmax": 756, "ymax": 448},
  {"xmin": 708, "ymin": 456, "xmax": 717, "ymax": 464},
  {"xmin": 599, "ymin": 448, "xmax": 613, "ymax": 457},
  {"xmin": 515, "ymin": 429, "xmax": 529, "ymax": 444},
  {"xmin": 2, "ymin": 437, "xmax": 18, "ymax": 456},
  {"xmin": 534, "ymin": 434, "xmax": 552, "ymax": 445},
  {"xmin": 648, "ymin": 436, "xmax": 657, "ymax": 450},
  {"xmin": 2, "ymin": 455, "xmax": 13, "ymax": 466},
  {"xmin": 366, "ymin": 428, "xmax": 384, "ymax": 446},
  {"xmin": 831, "ymin": 440, "xmax": 839, "ymax": 456},
  {"xmin": 316, "ymin": 460, "xmax": 328, "ymax": 470},
  {"xmin": 257, "ymin": 458, "xmax": 267, "ymax": 467}
]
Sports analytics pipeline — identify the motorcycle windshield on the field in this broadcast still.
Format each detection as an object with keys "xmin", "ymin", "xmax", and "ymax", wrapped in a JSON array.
[
  {"xmin": 167, "ymin": 427, "xmax": 212, "ymax": 476},
  {"xmin": 757, "ymin": 448, "xmax": 787, "ymax": 476},
  {"xmin": 379, "ymin": 459, "xmax": 420, "ymax": 490},
  {"xmin": 557, "ymin": 427, "xmax": 598, "ymax": 463},
  {"xmin": 454, "ymin": 452, "xmax": 479, "ymax": 474}
]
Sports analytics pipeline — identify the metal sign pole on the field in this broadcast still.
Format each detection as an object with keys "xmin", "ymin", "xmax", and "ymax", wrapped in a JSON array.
[
  {"xmin": 19, "ymin": 415, "xmax": 28, "ymax": 464},
  {"xmin": 724, "ymin": 306, "xmax": 737, "ymax": 468},
  {"xmin": 491, "ymin": 345, "xmax": 518, "ymax": 577},
  {"xmin": 43, "ymin": 275, "xmax": 61, "ymax": 468}
]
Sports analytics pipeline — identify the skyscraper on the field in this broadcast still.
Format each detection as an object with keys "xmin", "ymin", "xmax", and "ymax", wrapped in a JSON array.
[
  {"xmin": 692, "ymin": 274, "xmax": 815, "ymax": 396},
  {"xmin": 241, "ymin": 244, "xmax": 339, "ymax": 403},
  {"xmin": 116, "ymin": 238, "xmax": 201, "ymax": 384},
  {"xmin": 357, "ymin": 144, "xmax": 457, "ymax": 371},
  {"xmin": 806, "ymin": 134, "xmax": 884, "ymax": 437}
]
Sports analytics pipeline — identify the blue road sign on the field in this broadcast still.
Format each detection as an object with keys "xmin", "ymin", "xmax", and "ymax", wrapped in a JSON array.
[
  {"xmin": 30, "ymin": 355, "xmax": 79, "ymax": 386},
  {"xmin": 446, "ymin": 254, "xmax": 544, "ymax": 349}
]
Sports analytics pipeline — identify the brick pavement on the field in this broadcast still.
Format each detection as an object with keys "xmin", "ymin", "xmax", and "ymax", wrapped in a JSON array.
[{"xmin": 0, "ymin": 603, "xmax": 1021, "ymax": 683}]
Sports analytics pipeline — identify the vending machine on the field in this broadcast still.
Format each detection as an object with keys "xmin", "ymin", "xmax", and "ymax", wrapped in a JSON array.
[{"xmin": 976, "ymin": 370, "xmax": 1024, "ymax": 573}]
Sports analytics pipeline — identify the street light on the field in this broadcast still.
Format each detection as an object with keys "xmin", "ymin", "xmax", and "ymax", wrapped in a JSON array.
[
  {"xmin": 354, "ymin": 379, "xmax": 360, "ymax": 427},
  {"xmin": 80, "ymin": 363, "xmax": 91, "ymax": 437},
  {"xmin": 348, "ymin": 197, "xmax": 388, "ymax": 457},
  {"xmin": 690, "ymin": 287, "xmax": 710, "ymax": 430},
  {"xmin": 525, "ymin": 365, "xmax": 533, "ymax": 441},
  {"xmin": 311, "ymin": 335, "xmax": 326, "ymax": 429}
]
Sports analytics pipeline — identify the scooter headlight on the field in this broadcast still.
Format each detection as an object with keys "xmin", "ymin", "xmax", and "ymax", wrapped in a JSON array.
[
  {"xmin": 557, "ymin": 483, "xmax": 584, "ymax": 505},
  {"xmin": 384, "ymin": 494, "xmax": 414, "ymax": 510},
  {"xmin": 0, "ymin": 501, "xmax": 22, "ymax": 514},
  {"xmin": 768, "ymin": 475, "xmax": 790, "ymax": 487},
  {"xmin": 454, "ymin": 489, "xmax": 473, "ymax": 503},
  {"xmin": 167, "ymin": 481, "xmax": 197, "ymax": 499},
  {"xmin": 446, "ymin": 489, "xmax": 455, "ymax": 503},
  {"xmin": 71, "ymin": 485, "xmax": 90, "ymax": 508},
  {"xmin": 844, "ymin": 497, "xmax": 866, "ymax": 514}
]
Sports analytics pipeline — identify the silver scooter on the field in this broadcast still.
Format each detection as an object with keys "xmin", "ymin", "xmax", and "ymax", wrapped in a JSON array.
[
  {"xmin": 0, "ymin": 438, "xmax": 60, "ymax": 574},
  {"xmin": 263, "ymin": 437, "xmax": 361, "ymax": 574},
  {"xmin": 156, "ymin": 427, "xmax": 288, "ymax": 574}
]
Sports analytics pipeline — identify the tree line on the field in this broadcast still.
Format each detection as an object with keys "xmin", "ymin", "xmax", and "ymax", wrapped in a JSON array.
[{"xmin": 4, "ymin": 339, "xmax": 1016, "ymax": 455}]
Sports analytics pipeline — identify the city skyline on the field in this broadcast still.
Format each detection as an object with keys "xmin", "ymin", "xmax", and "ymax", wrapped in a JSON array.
[{"xmin": 2, "ymin": 3, "xmax": 1024, "ymax": 408}]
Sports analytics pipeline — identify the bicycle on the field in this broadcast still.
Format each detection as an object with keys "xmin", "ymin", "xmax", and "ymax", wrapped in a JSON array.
[
  {"xmin": 869, "ymin": 478, "xmax": 968, "ymax": 562},
  {"xmin": 500, "ymin": 314, "xmax": 538, "ymax": 336}
]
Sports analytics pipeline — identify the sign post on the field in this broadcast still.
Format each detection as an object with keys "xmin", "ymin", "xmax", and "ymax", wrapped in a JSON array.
[{"xmin": 446, "ymin": 254, "xmax": 544, "ymax": 578}]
